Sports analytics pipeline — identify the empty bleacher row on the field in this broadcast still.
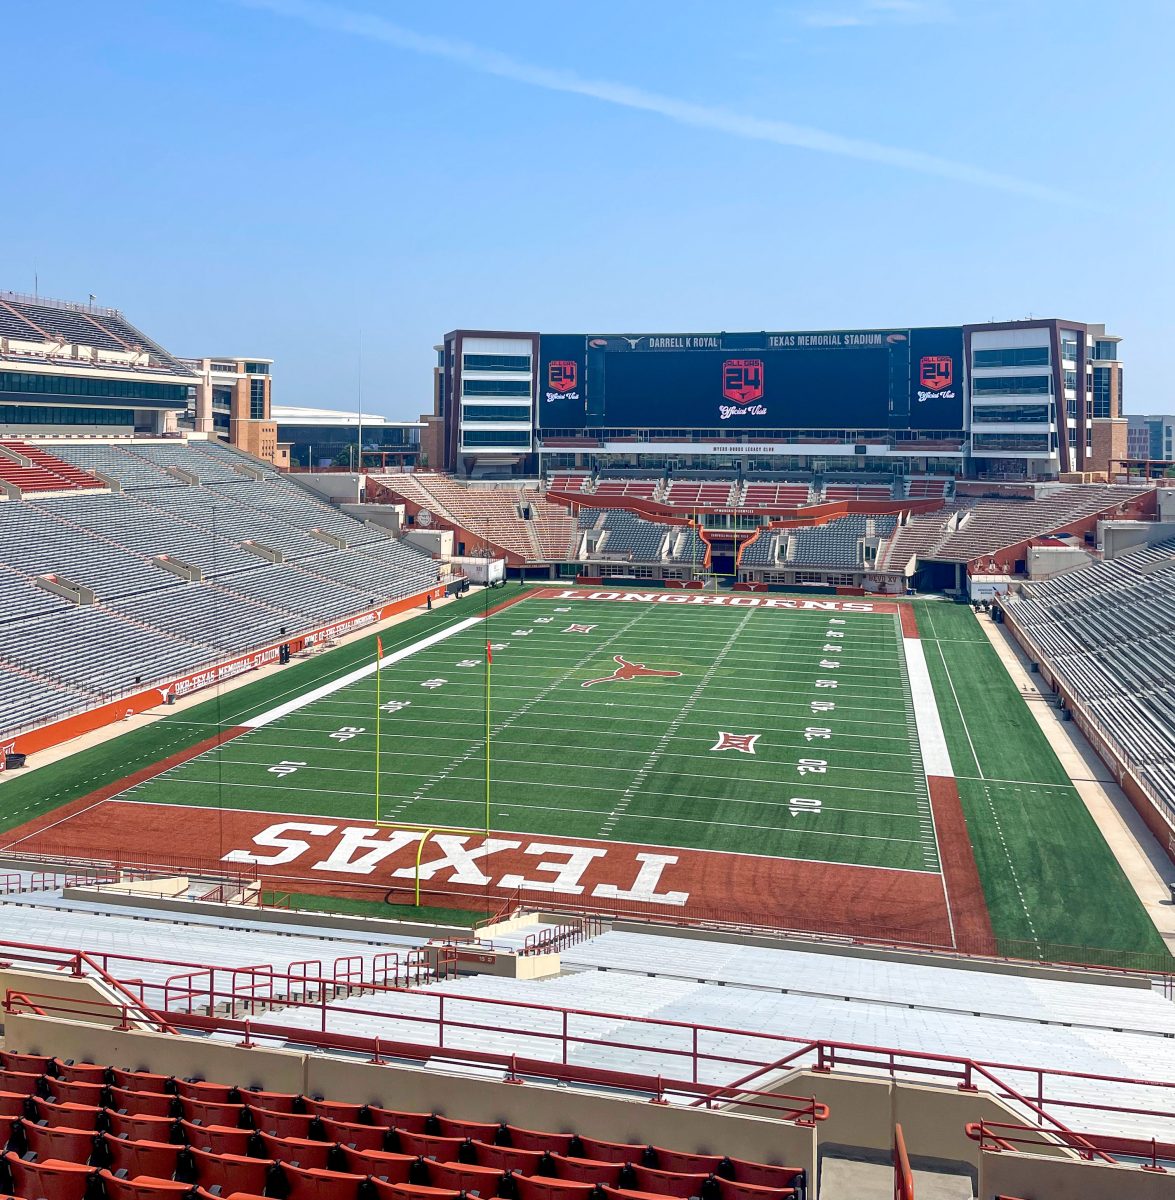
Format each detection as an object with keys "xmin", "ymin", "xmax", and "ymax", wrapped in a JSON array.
[
  {"xmin": 0, "ymin": 445, "xmax": 442, "ymax": 738},
  {"xmin": 0, "ymin": 440, "xmax": 105, "ymax": 494},
  {"xmin": 372, "ymin": 474, "xmax": 578, "ymax": 562},
  {"xmin": 0, "ymin": 293, "xmax": 194, "ymax": 375},
  {"xmin": 880, "ymin": 484, "xmax": 1149, "ymax": 568},
  {"xmin": 1006, "ymin": 537, "xmax": 1175, "ymax": 812}
]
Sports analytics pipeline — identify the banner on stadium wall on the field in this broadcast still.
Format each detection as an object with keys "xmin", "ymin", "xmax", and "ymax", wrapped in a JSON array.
[{"xmin": 537, "ymin": 334, "xmax": 589, "ymax": 428}]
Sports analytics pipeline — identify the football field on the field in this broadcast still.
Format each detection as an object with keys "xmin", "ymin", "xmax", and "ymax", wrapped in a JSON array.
[
  {"xmin": 2, "ymin": 586, "xmax": 1168, "ymax": 961},
  {"xmin": 117, "ymin": 592, "xmax": 939, "ymax": 873}
]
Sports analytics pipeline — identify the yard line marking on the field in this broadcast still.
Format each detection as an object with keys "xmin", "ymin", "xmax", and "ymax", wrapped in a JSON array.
[
  {"xmin": 597, "ymin": 608, "xmax": 758, "ymax": 839},
  {"xmin": 382, "ymin": 608, "xmax": 658, "ymax": 823}
]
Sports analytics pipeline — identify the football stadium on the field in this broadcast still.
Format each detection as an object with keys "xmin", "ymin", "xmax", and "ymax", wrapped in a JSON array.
[{"xmin": 1, "ymin": 285, "xmax": 1174, "ymax": 1200}]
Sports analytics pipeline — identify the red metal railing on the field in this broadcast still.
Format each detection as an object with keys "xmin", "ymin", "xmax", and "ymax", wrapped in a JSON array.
[
  {"xmin": 894, "ymin": 1123, "xmax": 915, "ymax": 1200},
  {"xmin": 1, "ymin": 987, "xmax": 826, "ymax": 1124},
  {"xmin": 3, "ymin": 936, "xmax": 1175, "ymax": 1142},
  {"xmin": 966, "ymin": 1120, "xmax": 1174, "ymax": 1172},
  {"xmin": 7, "ymin": 953, "xmax": 1175, "ymax": 1144}
]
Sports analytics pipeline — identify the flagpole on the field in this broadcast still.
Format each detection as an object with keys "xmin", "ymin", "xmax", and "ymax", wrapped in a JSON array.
[
  {"xmin": 375, "ymin": 635, "xmax": 382, "ymax": 824},
  {"xmin": 484, "ymin": 586, "xmax": 491, "ymax": 840}
]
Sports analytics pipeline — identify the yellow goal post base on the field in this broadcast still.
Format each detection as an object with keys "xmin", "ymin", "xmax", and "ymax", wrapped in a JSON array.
[{"xmin": 370, "ymin": 817, "xmax": 489, "ymax": 906}]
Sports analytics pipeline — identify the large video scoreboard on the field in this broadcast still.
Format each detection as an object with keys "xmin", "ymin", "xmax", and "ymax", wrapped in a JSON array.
[{"xmin": 538, "ymin": 327, "xmax": 964, "ymax": 431}]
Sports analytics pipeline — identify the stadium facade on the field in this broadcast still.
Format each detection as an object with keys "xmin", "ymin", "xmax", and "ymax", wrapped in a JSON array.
[{"xmin": 426, "ymin": 319, "xmax": 1125, "ymax": 481}]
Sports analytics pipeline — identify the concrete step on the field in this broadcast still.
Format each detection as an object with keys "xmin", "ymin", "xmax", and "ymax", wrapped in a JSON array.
[{"xmin": 819, "ymin": 1157, "xmax": 974, "ymax": 1200}]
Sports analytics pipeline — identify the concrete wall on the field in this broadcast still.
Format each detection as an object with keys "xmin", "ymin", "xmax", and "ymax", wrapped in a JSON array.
[
  {"xmin": 756, "ymin": 1071, "xmax": 1053, "ymax": 1175},
  {"xmin": 981, "ymin": 1147, "xmax": 1175, "ymax": 1199},
  {"xmin": 1101, "ymin": 519, "xmax": 1175, "ymax": 559},
  {"xmin": 297, "ymin": 473, "xmax": 364, "ymax": 504},
  {"xmin": 0, "ymin": 971, "xmax": 133, "ymax": 1032},
  {"xmin": 1, "ymin": 1013, "xmax": 816, "ymax": 1180}
]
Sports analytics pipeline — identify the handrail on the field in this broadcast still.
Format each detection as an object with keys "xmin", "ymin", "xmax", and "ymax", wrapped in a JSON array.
[
  {"xmin": 966, "ymin": 1120, "xmax": 1172, "ymax": 1171},
  {"xmin": 0, "ymin": 989, "xmax": 826, "ymax": 1124},
  {"xmin": 894, "ymin": 1123, "xmax": 915, "ymax": 1200},
  {"xmin": 6, "ymin": 963, "xmax": 1174, "ymax": 1142},
  {"xmin": 2, "ymin": 936, "xmax": 1174, "ymax": 1139}
]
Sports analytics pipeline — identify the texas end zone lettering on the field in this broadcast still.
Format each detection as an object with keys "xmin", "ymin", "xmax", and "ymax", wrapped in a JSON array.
[
  {"xmin": 223, "ymin": 826, "xmax": 689, "ymax": 906},
  {"xmin": 550, "ymin": 589, "xmax": 876, "ymax": 613}
]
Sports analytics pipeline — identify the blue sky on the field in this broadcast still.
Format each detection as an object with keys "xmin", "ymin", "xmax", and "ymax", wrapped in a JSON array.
[{"xmin": 5, "ymin": 0, "xmax": 1172, "ymax": 417}]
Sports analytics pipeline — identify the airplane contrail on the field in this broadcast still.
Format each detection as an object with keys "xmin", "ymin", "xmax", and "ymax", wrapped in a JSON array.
[{"xmin": 237, "ymin": 0, "xmax": 1072, "ymax": 204}]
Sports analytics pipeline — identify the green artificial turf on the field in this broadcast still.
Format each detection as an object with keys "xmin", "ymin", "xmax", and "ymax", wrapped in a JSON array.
[
  {"xmin": 119, "ymin": 596, "xmax": 937, "ymax": 872},
  {"xmin": 916, "ymin": 600, "xmax": 1168, "ymax": 961},
  {"xmin": 0, "ymin": 598, "xmax": 479, "ymax": 834},
  {"xmin": 268, "ymin": 890, "xmax": 482, "ymax": 927}
]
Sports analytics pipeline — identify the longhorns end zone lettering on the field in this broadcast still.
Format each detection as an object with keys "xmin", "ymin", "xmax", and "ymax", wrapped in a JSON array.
[{"xmin": 551, "ymin": 589, "xmax": 876, "ymax": 612}]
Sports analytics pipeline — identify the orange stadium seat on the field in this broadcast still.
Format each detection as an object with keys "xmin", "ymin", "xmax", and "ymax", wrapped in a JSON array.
[
  {"xmin": 103, "ymin": 1112, "xmax": 181, "ymax": 1145},
  {"xmin": 365, "ymin": 1107, "xmax": 432, "ymax": 1135},
  {"xmin": 108, "ymin": 1089, "xmax": 177, "ymax": 1120},
  {"xmin": 429, "ymin": 1116, "xmax": 501, "ymax": 1143},
  {"xmin": 0, "ymin": 1070, "xmax": 41, "ymax": 1096},
  {"xmin": 464, "ymin": 1141, "xmax": 545, "ymax": 1174},
  {"xmin": 3, "ymin": 1154, "xmax": 98, "ymax": 1200},
  {"xmin": 50, "ymin": 1063, "xmax": 110, "ymax": 1087},
  {"xmin": 25, "ymin": 1098, "xmax": 105, "ymax": 1131},
  {"xmin": 387, "ymin": 1132, "xmax": 466, "ymax": 1161},
  {"xmin": 177, "ymin": 1100, "xmax": 249, "ymax": 1129},
  {"xmin": 108, "ymin": 1071, "xmax": 174, "ymax": 1096},
  {"xmin": 335, "ymin": 1146, "xmax": 415, "ymax": 1183},
  {"xmin": 102, "ymin": 1137, "xmax": 186, "ymax": 1181},
  {"xmin": 16, "ymin": 1122, "xmax": 102, "ymax": 1166},
  {"xmin": 185, "ymin": 1147, "xmax": 274, "ymax": 1197},
  {"xmin": 301, "ymin": 1100, "xmax": 369, "ymax": 1125},
  {"xmin": 256, "ymin": 1132, "xmax": 336, "ymax": 1171},
  {"xmin": 0, "ymin": 1053, "xmax": 52, "ymax": 1076},
  {"xmin": 42, "ymin": 1080, "xmax": 107, "ymax": 1109},
  {"xmin": 570, "ymin": 1136, "xmax": 650, "ymax": 1165},
  {"xmin": 499, "ymin": 1127, "xmax": 576, "ymax": 1155},
  {"xmin": 97, "ymin": 1171, "xmax": 194, "ymax": 1200},
  {"xmin": 177, "ymin": 1123, "xmax": 256, "ymax": 1158},
  {"xmin": 172, "ymin": 1082, "xmax": 241, "ymax": 1106},
  {"xmin": 316, "ymin": 1119, "xmax": 389, "ymax": 1153},
  {"xmin": 542, "ymin": 1154, "xmax": 624, "ymax": 1185}
]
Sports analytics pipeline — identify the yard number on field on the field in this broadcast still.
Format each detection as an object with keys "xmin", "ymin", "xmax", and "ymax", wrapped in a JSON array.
[
  {"xmin": 268, "ymin": 760, "xmax": 306, "ymax": 778},
  {"xmin": 796, "ymin": 758, "xmax": 827, "ymax": 776},
  {"xmin": 329, "ymin": 726, "xmax": 364, "ymax": 742},
  {"xmin": 789, "ymin": 797, "xmax": 822, "ymax": 817}
]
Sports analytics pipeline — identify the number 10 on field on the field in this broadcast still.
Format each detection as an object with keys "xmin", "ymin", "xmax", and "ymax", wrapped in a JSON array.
[{"xmin": 790, "ymin": 797, "xmax": 822, "ymax": 817}]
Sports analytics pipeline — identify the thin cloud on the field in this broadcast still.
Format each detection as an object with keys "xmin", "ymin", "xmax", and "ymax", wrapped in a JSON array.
[
  {"xmin": 237, "ymin": 0, "xmax": 1069, "ymax": 204},
  {"xmin": 800, "ymin": 0, "xmax": 951, "ymax": 27}
]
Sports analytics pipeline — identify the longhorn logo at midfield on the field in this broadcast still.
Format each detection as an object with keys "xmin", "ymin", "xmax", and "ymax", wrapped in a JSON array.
[{"xmin": 581, "ymin": 655, "xmax": 683, "ymax": 688}]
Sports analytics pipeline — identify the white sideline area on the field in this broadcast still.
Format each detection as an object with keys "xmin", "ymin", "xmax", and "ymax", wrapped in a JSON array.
[
  {"xmin": 901, "ymin": 635, "xmax": 954, "ymax": 777},
  {"xmin": 245, "ymin": 616, "xmax": 482, "ymax": 729}
]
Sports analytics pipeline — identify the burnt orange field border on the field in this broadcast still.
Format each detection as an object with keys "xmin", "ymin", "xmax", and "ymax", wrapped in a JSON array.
[{"xmin": 4, "ymin": 799, "xmax": 958, "ymax": 947}]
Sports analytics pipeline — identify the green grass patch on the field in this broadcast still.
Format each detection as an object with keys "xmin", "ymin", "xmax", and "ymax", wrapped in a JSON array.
[
  {"xmin": 268, "ymin": 890, "xmax": 481, "ymax": 927},
  {"xmin": 916, "ymin": 600, "xmax": 1168, "ymax": 959}
]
